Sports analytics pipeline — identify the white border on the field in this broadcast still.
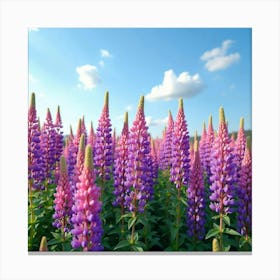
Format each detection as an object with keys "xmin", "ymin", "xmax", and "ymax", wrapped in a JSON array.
[{"xmin": 0, "ymin": 1, "xmax": 279, "ymax": 280}]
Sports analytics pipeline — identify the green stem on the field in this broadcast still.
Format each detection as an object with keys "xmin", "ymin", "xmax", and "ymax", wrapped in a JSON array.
[
  {"xmin": 28, "ymin": 180, "xmax": 34, "ymax": 249},
  {"xmin": 219, "ymin": 213, "xmax": 224, "ymax": 251},
  {"xmin": 175, "ymin": 187, "xmax": 181, "ymax": 251}
]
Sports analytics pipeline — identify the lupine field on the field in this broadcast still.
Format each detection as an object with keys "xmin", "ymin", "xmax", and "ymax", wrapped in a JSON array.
[{"xmin": 28, "ymin": 91, "xmax": 252, "ymax": 252}]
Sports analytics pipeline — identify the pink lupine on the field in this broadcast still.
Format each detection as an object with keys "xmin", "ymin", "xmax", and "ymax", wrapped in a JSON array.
[
  {"xmin": 94, "ymin": 91, "xmax": 113, "ymax": 182},
  {"xmin": 53, "ymin": 156, "xmax": 73, "ymax": 233},
  {"xmin": 74, "ymin": 134, "xmax": 86, "ymax": 191},
  {"xmin": 199, "ymin": 122, "xmax": 208, "ymax": 174},
  {"xmin": 71, "ymin": 145, "xmax": 103, "ymax": 251},
  {"xmin": 81, "ymin": 116, "xmax": 87, "ymax": 143},
  {"xmin": 235, "ymin": 118, "xmax": 246, "ymax": 169}
]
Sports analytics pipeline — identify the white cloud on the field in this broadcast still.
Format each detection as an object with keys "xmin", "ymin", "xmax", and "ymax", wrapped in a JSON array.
[
  {"xmin": 201, "ymin": 40, "xmax": 240, "ymax": 72},
  {"xmin": 100, "ymin": 49, "xmax": 111, "ymax": 58},
  {"xmin": 145, "ymin": 69, "xmax": 204, "ymax": 101},
  {"xmin": 29, "ymin": 73, "xmax": 38, "ymax": 83},
  {"xmin": 145, "ymin": 116, "xmax": 168, "ymax": 127},
  {"xmin": 76, "ymin": 64, "xmax": 100, "ymax": 90},
  {"xmin": 99, "ymin": 60, "xmax": 105, "ymax": 67},
  {"xmin": 29, "ymin": 27, "xmax": 39, "ymax": 32}
]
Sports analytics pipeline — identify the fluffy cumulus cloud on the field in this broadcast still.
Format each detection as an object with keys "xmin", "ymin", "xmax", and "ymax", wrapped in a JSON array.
[
  {"xmin": 201, "ymin": 40, "xmax": 240, "ymax": 72},
  {"xmin": 76, "ymin": 64, "xmax": 100, "ymax": 90},
  {"xmin": 145, "ymin": 116, "xmax": 168, "ymax": 127},
  {"xmin": 100, "ymin": 49, "xmax": 111, "ymax": 58},
  {"xmin": 145, "ymin": 69, "xmax": 204, "ymax": 101}
]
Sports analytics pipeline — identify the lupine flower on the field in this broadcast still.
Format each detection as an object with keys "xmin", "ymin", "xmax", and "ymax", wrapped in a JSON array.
[
  {"xmin": 112, "ymin": 127, "xmax": 117, "ymax": 159},
  {"xmin": 53, "ymin": 156, "xmax": 73, "ymax": 232},
  {"xmin": 113, "ymin": 112, "xmax": 129, "ymax": 207},
  {"xmin": 204, "ymin": 115, "xmax": 215, "ymax": 184},
  {"xmin": 199, "ymin": 122, "xmax": 208, "ymax": 174},
  {"xmin": 161, "ymin": 111, "xmax": 174, "ymax": 170},
  {"xmin": 237, "ymin": 137, "xmax": 252, "ymax": 236},
  {"xmin": 125, "ymin": 96, "xmax": 153, "ymax": 213},
  {"xmin": 187, "ymin": 139, "xmax": 206, "ymax": 240},
  {"xmin": 94, "ymin": 91, "xmax": 113, "ymax": 182},
  {"xmin": 189, "ymin": 142, "xmax": 194, "ymax": 167},
  {"xmin": 87, "ymin": 121, "xmax": 95, "ymax": 150},
  {"xmin": 150, "ymin": 138, "xmax": 159, "ymax": 182},
  {"xmin": 71, "ymin": 145, "xmax": 103, "ymax": 251},
  {"xmin": 229, "ymin": 133, "xmax": 235, "ymax": 149},
  {"xmin": 170, "ymin": 98, "xmax": 190, "ymax": 189},
  {"xmin": 235, "ymin": 118, "xmax": 246, "ymax": 171},
  {"xmin": 28, "ymin": 93, "xmax": 44, "ymax": 189},
  {"xmin": 158, "ymin": 127, "xmax": 167, "ymax": 170},
  {"xmin": 74, "ymin": 134, "xmax": 86, "ymax": 190},
  {"xmin": 41, "ymin": 108, "xmax": 57, "ymax": 183},
  {"xmin": 81, "ymin": 116, "xmax": 87, "ymax": 143},
  {"xmin": 209, "ymin": 107, "xmax": 237, "ymax": 214}
]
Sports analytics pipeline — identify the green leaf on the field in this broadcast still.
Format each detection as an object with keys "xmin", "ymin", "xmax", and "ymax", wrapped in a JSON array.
[
  {"xmin": 128, "ymin": 217, "xmax": 137, "ymax": 230},
  {"xmin": 211, "ymin": 215, "xmax": 220, "ymax": 220},
  {"xmin": 179, "ymin": 197, "xmax": 188, "ymax": 206},
  {"xmin": 222, "ymin": 215, "xmax": 230, "ymax": 226},
  {"xmin": 47, "ymin": 239, "xmax": 60, "ymax": 246},
  {"xmin": 205, "ymin": 228, "xmax": 220, "ymax": 239},
  {"xmin": 224, "ymin": 245, "xmax": 231, "ymax": 251},
  {"xmin": 113, "ymin": 240, "xmax": 130, "ymax": 251},
  {"xmin": 51, "ymin": 232, "xmax": 62, "ymax": 240},
  {"xmin": 224, "ymin": 228, "xmax": 241, "ymax": 236},
  {"xmin": 117, "ymin": 213, "xmax": 133, "ymax": 223},
  {"xmin": 132, "ymin": 245, "xmax": 144, "ymax": 252}
]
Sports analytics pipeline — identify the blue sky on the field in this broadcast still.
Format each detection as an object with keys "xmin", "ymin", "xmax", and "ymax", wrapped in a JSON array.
[{"xmin": 28, "ymin": 28, "xmax": 251, "ymax": 138}]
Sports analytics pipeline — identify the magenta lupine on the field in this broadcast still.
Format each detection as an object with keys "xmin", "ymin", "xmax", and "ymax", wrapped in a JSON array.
[
  {"xmin": 71, "ymin": 145, "xmax": 103, "ymax": 251},
  {"xmin": 41, "ymin": 108, "xmax": 57, "ymax": 183},
  {"xmin": 74, "ymin": 134, "xmax": 86, "ymax": 190},
  {"xmin": 28, "ymin": 93, "xmax": 44, "ymax": 189},
  {"xmin": 125, "ymin": 96, "xmax": 153, "ymax": 213},
  {"xmin": 53, "ymin": 156, "xmax": 73, "ymax": 232},
  {"xmin": 150, "ymin": 138, "xmax": 159, "ymax": 183},
  {"xmin": 189, "ymin": 142, "xmax": 194, "ymax": 168},
  {"xmin": 81, "ymin": 116, "xmax": 87, "ymax": 143},
  {"xmin": 187, "ymin": 140, "xmax": 206, "ymax": 240},
  {"xmin": 230, "ymin": 133, "xmax": 235, "ymax": 150},
  {"xmin": 209, "ymin": 107, "xmax": 237, "ymax": 215},
  {"xmin": 112, "ymin": 127, "xmax": 117, "ymax": 159},
  {"xmin": 94, "ymin": 91, "xmax": 113, "ymax": 182},
  {"xmin": 199, "ymin": 122, "xmax": 208, "ymax": 174},
  {"xmin": 161, "ymin": 111, "xmax": 174, "ymax": 170},
  {"xmin": 237, "ymin": 137, "xmax": 252, "ymax": 236},
  {"xmin": 158, "ymin": 127, "xmax": 167, "ymax": 170},
  {"xmin": 113, "ymin": 112, "xmax": 129, "ymax": 208},
  {"xmin": 235, "ymin": 118, "xmax": 246, "ymax": 171},
  {"xmin": 170, "ymin": 98, "xmax": 190, "ymax": 189},
  {"xmin": 87, "ymin": 121, "xmax": 95, "ymax": 149}
]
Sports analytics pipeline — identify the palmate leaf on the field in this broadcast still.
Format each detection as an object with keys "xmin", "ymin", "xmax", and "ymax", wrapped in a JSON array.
[{"xmin": 224, "ymin": 228, "xmax": 241, "ymax": 236}]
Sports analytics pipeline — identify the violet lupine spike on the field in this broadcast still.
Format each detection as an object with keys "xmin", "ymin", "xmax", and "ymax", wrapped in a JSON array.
[
  {"xmin": 209, "ymin": 107, "xmax": 237, "ymax": 215},
  {"xmin": 150, "ymin": 138, "xmax": 159, "ymax": 183},
  {"xmin": 94, "ymin": 91, "xmax": 113, "ymax": 182},
  {"xmin": 41, "ymin": 108, "xmax": 57, "ymax": 184},
  {"xmin": 170, "ymin": 98, "xmax": 190, "ymax": 189},
  {"xmin": 113, "ymin": 112, "xmax": 129, "ymax": 208},
  {"xmin": 112, "ymin": 127, "xmax": 117, "ymax": 159},
  {"xmin": 189, "ymin": 142, "xmax": 194, "ymax": 167},
  {"xmin": 125, "ymin": 96, "xmax": 153, "ymax": 213},
  {"xmin": 69, "ymin": 125, "xmax": 74, "ymax": 143},
  {"xmin": 162, "ymin": 111, "xmax": 174, "ymax": 170},
  {"xmin": 187, "ymin": 139, "xmax": 206, "ymax": 240},
  {"xmin": 229, "ymin": 133, "xmax": 236, "ymax": 150},
  {"xmin": 199, "ymin": 122, "xmax": 208, "ymax": 174},
  {"xmin": 28, "ymin": 93, "xmax": 44, "ymax": 189},
  {"xmin": 53, "ymin": 156, "xmax": 73, "ymax": 232},
  {"xmin": 71, "ymin": 145, "xmax": 103, "ymax": 251},
  {"xmin": 237, "ymin": 137, "xmax": 252, "ymax": 236}
]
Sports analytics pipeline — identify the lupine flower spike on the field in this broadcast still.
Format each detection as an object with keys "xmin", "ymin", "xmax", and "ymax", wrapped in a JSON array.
[
  {"xmin": 71, "ymin": 145, "xmax": 103, "ymax": 251},
  {"xmin": 187, "ymin": 139, "xmax": 206, "ymax": 240},
  {"xmin": 125, "ymin": 96, "xmax": 153, "ymax": 213},
  {"xmin": 209, "ymin": 107, "xmax": 237, "ymax": 215}
]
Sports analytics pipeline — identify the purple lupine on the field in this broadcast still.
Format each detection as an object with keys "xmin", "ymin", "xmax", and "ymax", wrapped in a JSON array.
[
  {"xmin": 41, "ymin": 108, "xmax": 57, "ymax": 184},
  {"xmin": 71, "ymin": 145, "xmax": 103, "ymax": 251},
  {"xmin": 235, "ymin": 118, "xmax": 246, "ymax": 172},
  {"xmin": 229, "ymin": 133, "xmax": 235, "ymax": 150},
  {"xmin": 125, "ymin": 96, "xmax": 153, "ymax": 213},
  {"xmin": 187, "ymin": 139, "xmax": 206, "ymax": 240},
  {"xmin": 94, "ymin": 91, "xmax": 113, "ymax": 182},
  {"xmin": 158, "ymin": 127, "xmax": 167, "ymax": 170},
  {"xmin": 199, "ymin": 122, "xmax": 208, "ymax": 174},
  {"xmin": 112, "ymin": 127, "xmax": 117, "ymax": 159},
  {"xmin": 209, "ymin": 107, "xmax": 237, "ymax": 215},
  {"xmin": 189, "ymin": 142, "xmax": 194, "ymax": 168},
  {"xmin": 237, "ymin": 137, "xmax": 252, "ymax": 236},
  {"xmin": 28, "ymin": 93, "xmax": 44, "ymax": 189},
  {"xmin": 150, "ymin": 138, "xmax": 159, "ymax": 183},
  {"xmin": 161, "ymin": 111, "xmax": 174, "ymax": 170},
  {"xmin": 53, "ymin": 156, "xmax": 73, "ymax": 232},
  {"xmin": 204, "ymin": 115, "xmax": 215, "ymax": 184},
  {"xmin": 170, "ymin": 98, "xmax": 190, "ymax": 189},
  {"xmin": 113, "ymin": 112, "xmax": 129, "ymax": 208}
]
